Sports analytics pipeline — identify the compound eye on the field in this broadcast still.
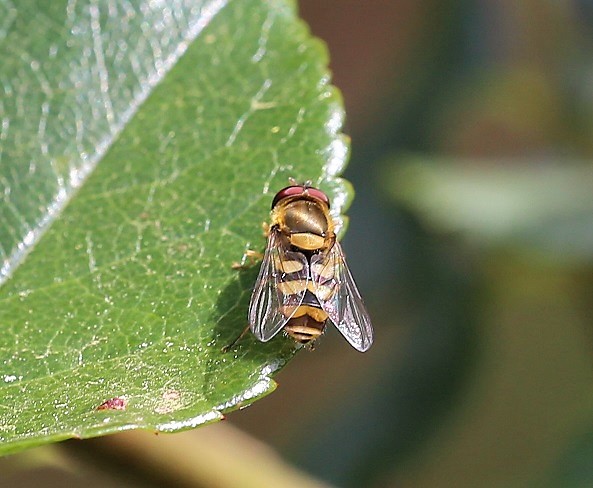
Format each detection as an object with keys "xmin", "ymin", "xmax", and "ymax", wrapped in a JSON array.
[
  {"xmin": 271, "ymin": 186, "xmax": 303, "ymax": 208},
  {"xmin": 271, "ymin": 185, "xmax": 331, "ymax": 209},
  {"xmin": 306, "ymin": 188, "xmax": 330, "ymax": 207}
]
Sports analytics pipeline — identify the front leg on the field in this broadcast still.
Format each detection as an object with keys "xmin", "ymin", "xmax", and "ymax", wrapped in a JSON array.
[
  {"xmin": 231, "ymin": 249, "xmax": 264, "ymax": 270},
  {"xmin": 231, "ymin": 221, "xmax": 269, "ymax": 269}
]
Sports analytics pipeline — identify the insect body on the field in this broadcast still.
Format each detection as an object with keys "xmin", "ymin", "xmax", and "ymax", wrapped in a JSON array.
[{"xmin": 247, "ymin": 184, "xmax": 373, "ymax": 352}]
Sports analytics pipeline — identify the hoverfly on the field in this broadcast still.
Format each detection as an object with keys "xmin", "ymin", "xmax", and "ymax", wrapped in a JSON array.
[{"xmin": 226, "ymin": 183, "xmax": 373, "ymax": 352}]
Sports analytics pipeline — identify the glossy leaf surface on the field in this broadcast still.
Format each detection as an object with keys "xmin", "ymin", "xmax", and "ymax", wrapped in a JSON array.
[{"xmin": 0, "ymin": 0, "xmax": 350, "ymax": 454}]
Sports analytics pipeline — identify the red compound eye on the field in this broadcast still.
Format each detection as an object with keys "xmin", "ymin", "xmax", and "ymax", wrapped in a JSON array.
[{"xmin": 271, "ymin": 185, "xmax": 330, "ymax": 209}]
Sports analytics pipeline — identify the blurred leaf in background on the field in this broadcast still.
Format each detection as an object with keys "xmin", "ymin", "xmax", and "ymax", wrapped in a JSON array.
[{"xmin": 389, "ymin": 159, "xmax": 593, "ymax": 264}]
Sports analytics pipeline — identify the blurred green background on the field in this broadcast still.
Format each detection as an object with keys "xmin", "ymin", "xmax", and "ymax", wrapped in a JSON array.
[{"xmin": 3, "ymin": 1, "xmax": 593, "ymax": 487}]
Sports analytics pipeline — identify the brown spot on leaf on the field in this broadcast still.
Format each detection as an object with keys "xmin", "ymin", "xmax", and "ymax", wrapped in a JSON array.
[{"xmin": 97, "ymin": 396, "xmax": 127, "ymax": 411}]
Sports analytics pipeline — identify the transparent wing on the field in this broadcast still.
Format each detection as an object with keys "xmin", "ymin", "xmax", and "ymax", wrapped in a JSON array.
[
  {"xmin": 310, "ymin": 241, "xmax": 373, "ymax": 352},
  {"xmin": 248, "ymin": 229, "xmax": 309, "ymax": 342}
]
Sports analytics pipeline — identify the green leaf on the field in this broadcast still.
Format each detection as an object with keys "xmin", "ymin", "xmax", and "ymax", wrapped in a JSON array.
[
  {"xmin": 386, "ymin": 157, "xmax": 593, "ymax": 263},
  {"xmin": 0, "ymin": 0, "xmax": 351, "ymax": 454}
]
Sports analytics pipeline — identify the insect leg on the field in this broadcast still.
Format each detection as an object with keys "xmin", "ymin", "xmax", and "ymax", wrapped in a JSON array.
[
  {"xmin": 221, "ymin": 324, "xmax": 251, "ymax": 352},
  {"xmin": 231, "ymin": 249, "xmax": 264, "ymax": 269}
]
